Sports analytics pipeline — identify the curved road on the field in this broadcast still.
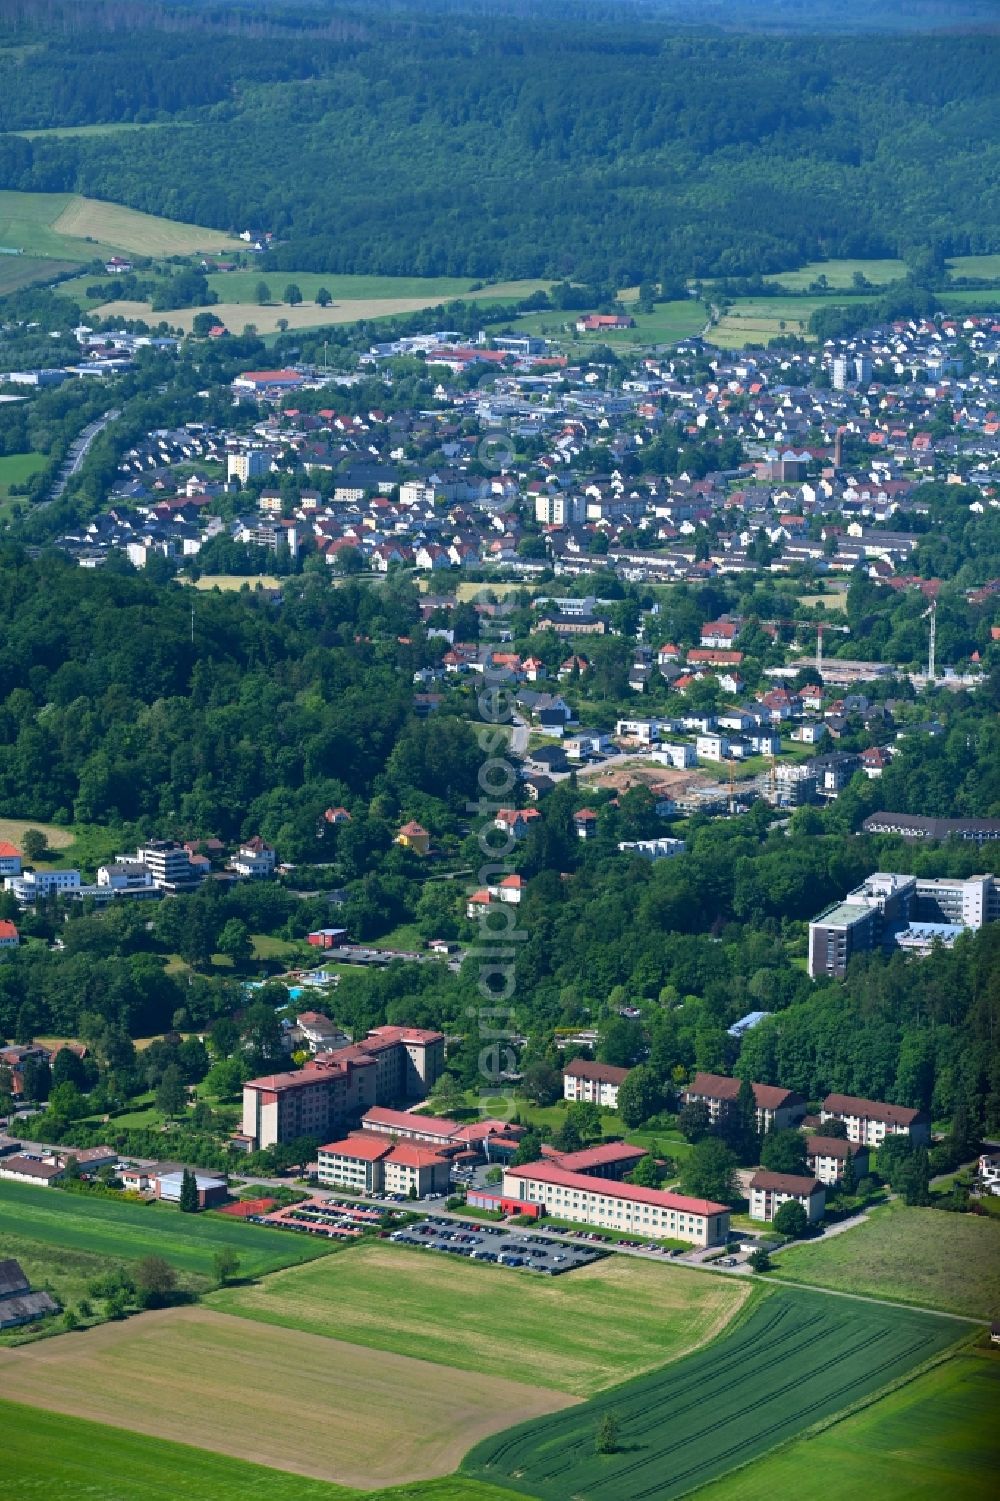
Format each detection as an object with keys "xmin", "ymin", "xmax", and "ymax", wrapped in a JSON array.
[{"xmin": 45, "ymin": 406, "xmax": 120, "ymax": 505}]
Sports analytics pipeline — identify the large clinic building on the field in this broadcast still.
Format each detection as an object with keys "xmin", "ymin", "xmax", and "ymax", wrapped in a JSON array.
[{"xmin": 502, "ymin": 1160, "xmax": 730, "ymax": 1247}]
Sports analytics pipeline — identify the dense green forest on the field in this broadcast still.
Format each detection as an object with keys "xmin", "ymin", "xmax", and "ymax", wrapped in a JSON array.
[{"xmin": 0, "ymin": 1, "xmax": 997, "ymax": 282}]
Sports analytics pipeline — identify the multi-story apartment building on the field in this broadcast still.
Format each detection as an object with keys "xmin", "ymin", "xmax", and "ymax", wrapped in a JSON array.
[
  {"xmin": 748, "ymin": 1170, "xmax": 826, "ymax": 1224},
  {"xmin": 820, "ymin": 1093, "xmax": 930, "ymax": 1149},
  {"xmin": 562, "ymin": 1059, "xmax": 631, "ymax": 1111},
  {"xmin": 241, "ymin": 1025, "xmax": 444, "ymax": 1149},
  {"xmin": 130, "ymin": 841, "xmax": 205, "ymax": 892},
  {"xmin": 805, "ymin": 1135, "xmax": 870, "ymax": 1186},
  {"xmin": 4, "ymin": 869, "xmax": 81, "ymax": 903},
  {"xmin": 503, "ymin": 1161, "xmax": 730, "ymax": 1247},
  {"xmin": 809, "ymin": 872, "xmax": 998, "ymax": 978},
  {"xmin": 683, "ymin": 1072, "xmax": 806, "ymax": 1134},
  {"xmin": 807, "ymin": 872, "xmax": 915, "ymax": 978},
  {"xmin": 861, "ymin": 813, "xmax": 1000, "ymax": 844},
  {"xmin": 317, "ymin": 1134, "xmax": 453, "ymax": 1197}
]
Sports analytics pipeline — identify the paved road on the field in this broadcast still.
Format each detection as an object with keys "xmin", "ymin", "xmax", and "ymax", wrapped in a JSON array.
[{"xmin": 45, "ymin": 407, "xmax": 120, "ymax": 505}]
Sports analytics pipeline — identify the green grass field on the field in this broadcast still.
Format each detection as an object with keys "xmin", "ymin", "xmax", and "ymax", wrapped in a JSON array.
[
  {"xmin": 463, "ymin": 1288, "xmax": 968, "ymax": 1501},
  {"xmin": 690, "ymin": 1352, "xmax": 999, "ymax": 1500},
  {"xmin": 0, "ymin": 1397, "xmax": 529, "ymax": 1501},
  {"xmin": 209, "ymin": 1239, "xmax": 748, "ymax": 1396},
  {"xmin": 0, "ymin": 189, "xmax": 235, "ymax": 266},
  {"xmin": 761, "ymin": 258, "xmax": 909, "ymax": 290},
  {"xmin": 771, "ymin": 1200, "xmax": 1000, "ymax": 1319},
  {"xmin": 709, "ymin": 293, "xmax": 872, "ymax": 348},
  {"xmin": 0, "ymin": 1180, "xmax": 337, "ymax": 1288},
  {"xmin": 0, "ymin": 451, "xmax": 46, "ymax": 498},
  {"xmin": 502, "ymin": 298, "xmax": 706, "ymax": 349}
]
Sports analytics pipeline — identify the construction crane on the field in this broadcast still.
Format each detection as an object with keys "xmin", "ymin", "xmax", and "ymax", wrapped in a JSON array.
[
  {"xmin": 922, "ymin": 600, "xmax": 937, "ymax": 681},
  {"xmin": 758, "ymin": 618, "xmax": 851, "ymax": 675}
]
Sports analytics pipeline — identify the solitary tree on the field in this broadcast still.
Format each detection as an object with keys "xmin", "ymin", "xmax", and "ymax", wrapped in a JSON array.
[
  {"xmin": 21, "ymin": 829, "xmax": 48, "ymax": 863},
  {"xmin": 681, "ymin": 1138, "xmax": 737, "ymax": 1205},
  {"xmin": 760, "ymin": 1129, "xmax": 807, "ymax": 1176},
  {"xmin": 748, "ymin": 1246, "xmax": 771, "ymax": 1272},
  {"xmin": 178, "ymin": 1166, "xmax": 199, "ymax": 1213},
  {"xmin": 840, "ymin": 1149, "xmax": 857, "ymax": 1196},
  {"xmin": 217, "ymin": 918, "xmax": 252, "ymax": 968},
  {"xmin": 255, "ymin": 280, "xmax": 271, "ymax": 305},
  {"xmin": 156, "ymin": 1064, "xmax": 187, "ymax": 1119},
  {"xmin": 628, "ymin": 1154, "xmax": 664, "ymax": 1189},
  {"xmin": 595, "ymin": 1411, "xmax": 620, "ymax": 1455},
  {"xmin": 284, "ymin": 283, "xmax": 303, "ymax": 306},
  {"xmin": 134, "ymin": 1255, "xmax": 178, "ymax": 1308},
  {"xmin": 316, "ymin": 286, "xmax": 332, "ymax": 307},
  {"xmin": 213, "ymin": 1247, "xmax": 240, "ymax": 1286},
  {"xmin": 617, "ymin": 1064, "xmax": 661, "ymax": 1129},
  {"xmin": 773, "ymin": 1199, "xmax": 808, "ymax": 1238},
  {"xmin": 677, "ymin": 1100, "xmax": 711, "ymax": 1143}
]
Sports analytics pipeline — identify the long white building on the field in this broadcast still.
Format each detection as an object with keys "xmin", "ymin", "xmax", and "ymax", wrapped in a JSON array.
[{"xmin": 503, "ymin": 1161, "xmax": 730, "ymax": 1247}]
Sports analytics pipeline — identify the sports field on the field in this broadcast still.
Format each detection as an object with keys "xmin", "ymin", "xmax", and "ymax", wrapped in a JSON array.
[
  {"xmin": 0, "ymin": 1306, "xmax": 574, "ymax": 1489},
  {"xmin": 772, "ymin": 1200, "xmax": 1000, "ymax": 1318},
  {"xmin": 209, "ymin": 1240, "xmax": 748, "ymax": 1396},
  {"xmin": 463, "ymin": 1287, "xmax": 967, "ymax": 1500},
  {"xmin": 0, "ymin": 1180, "xmax": 336, "ymax": 1288},
  {"xmin": 690, "ymin": 1352, "xmax": 999, "ymax": 1500}
]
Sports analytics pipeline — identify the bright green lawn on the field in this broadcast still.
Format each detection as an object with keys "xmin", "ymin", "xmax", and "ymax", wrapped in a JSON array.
[
  {"xmin": 947, "ymin": 253, "xmax": 1000, "ymax": 279},
  {"xmin": 690, "ymin": 1353, "xmax": 999, "ymax": 1500},
  {"xmin": 772, "ymin": 1199, "xmax": 1000, "ymax": 1319},
  {"xmin": 0, "ymin": 450, "xmax": 46, "ymax": 497},
  {"xmin": 0, "ymin": 1180, "xmax": 337, "ymax": 1287},
  {"xmin": 0, "ymin": 1398, "xmax": 527, "ymax": 1501},
  {"xmin": 762, "ymin": 258, "xmax": 908, "ymax": 290},
  {"xmin": 209, "ymin": 1237, "xmax": 747, "ymax": 1396}
]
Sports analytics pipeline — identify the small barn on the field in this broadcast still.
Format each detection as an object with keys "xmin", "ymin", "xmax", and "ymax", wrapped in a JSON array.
[{"xmin": 0, "ymin": 1258, "xmax": 59, "ymax": 1329}]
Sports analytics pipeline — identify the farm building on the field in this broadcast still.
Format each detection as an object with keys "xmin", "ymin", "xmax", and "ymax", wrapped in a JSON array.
[{"xmin": 0, "ymin": 1259, "xmax": 58, "ymax": 1329}]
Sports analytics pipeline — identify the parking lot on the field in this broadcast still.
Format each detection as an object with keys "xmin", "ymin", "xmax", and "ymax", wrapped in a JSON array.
[{"xmin": 390, "ymin": 1217, "xmax": 609, "ymax": 1274}]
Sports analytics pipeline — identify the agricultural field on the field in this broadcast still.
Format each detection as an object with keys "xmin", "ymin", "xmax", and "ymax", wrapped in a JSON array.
[
  {"xmin": 0, "ymin": 815, "xmax": 74, "ymax": 850},
  {"xmin": 209, "ymin": 1239, "xmax": 748, "ymax": 1396},
  {"xmin": 761, "ymin": 258, "xmax": 909, "ymax": 290},
  {"xmin": 708, "ymin": 294, "xmax": 871, "ymax": 349},
  {"xmin": 92, "ymin": 278, "xmax": 549, "ymax": 335},
  {"xmin": 0, "ymin": 1306, "xmax": 574, "ymax": 1489},
  {"xmin": 463, "ymin": 1288, "xmax": 967, "ymax": 1501},
  {"xmin": 0, "ymin": 1398, "xmax": 530, "ymax": 1501},
  {"xmin": 771, "ymin": 1200, "xmax": 1000, "ymax": 1319},
  {"xmin": 690, "ymin": 1352, "xmax": 999, "ymax": 1500},
  {"xmin": 0, "ymin": 1180, "xmax": 336, "ymax": 1289},
  {"xmin": 0, "ymin": 189, "xmax": 235, "ymax": 266}
]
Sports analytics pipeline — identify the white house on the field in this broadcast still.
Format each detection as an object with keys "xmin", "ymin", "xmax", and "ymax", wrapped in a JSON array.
[
  {"xmin": 654, "ymin": 743, "xmax": 698, "ymax": 770},
  {"xmin": 4, "ymin": 869, "xmax": 81, "ymax": 904},
  {"xmin": 230, "ymin": 837, "xmax": 277, "ymax": 879},
  {"xmin": 696, "ymin": 733, "xmax": 732, "ymax": 763},
  {"xmin": 805, "ymin": 1135, "xmax": 870, "ymax": 1186}
]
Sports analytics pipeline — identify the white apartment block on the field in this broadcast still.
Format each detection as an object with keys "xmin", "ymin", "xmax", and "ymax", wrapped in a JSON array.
[
  {"xmin": 749, "ymin": 1171, "xmax": 826, "ymax": 1224},
  {"xmin": 504, "ymin": 1162, "xmax": 730, "ymax": 1247},
  {"xmin": 562, "ymin": 1059, "xmax": 630, "ymax": 1110},
  {"xmin": 820, "ymin": 1093, "xmax": 930, "ymax": 1148},
  {"xmin": 4, "ymin": 869, "xmax": 81, "ymax": 903}
]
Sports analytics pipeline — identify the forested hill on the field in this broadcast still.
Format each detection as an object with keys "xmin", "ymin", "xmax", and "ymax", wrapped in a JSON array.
[{"xmin": 0, "ymin": 1, "xmax": 997, "ymax": 282}]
